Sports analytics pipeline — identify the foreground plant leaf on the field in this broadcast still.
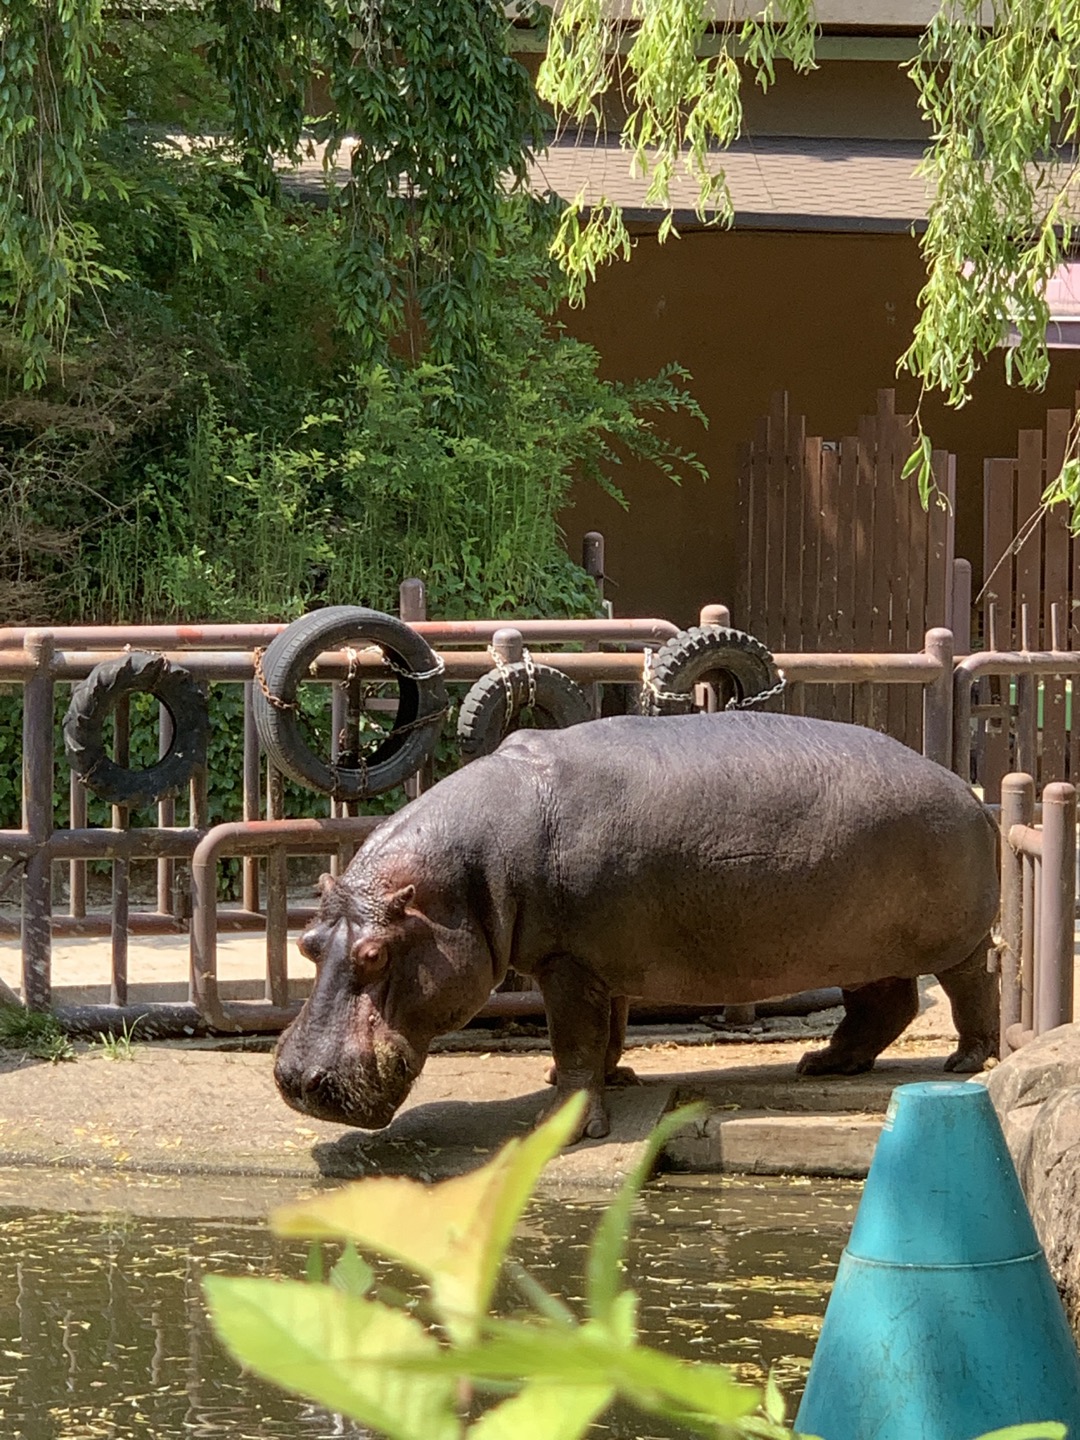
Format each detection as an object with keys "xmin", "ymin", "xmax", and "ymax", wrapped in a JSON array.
[
  {"xmin": 468, "ymin": 1379, "xmax": 614, "ymax": 1440},
  {"xmin": 270, "ymin": 1094, "xmax": 587, "ymax": 1341},
  {"xmin": 377, "ymin": 1316, "xmax": 759, "ymax": 1428},
  {"xmin": 203, "ymin": 1276, "xmax": 459, "ymax": 1440},
  {"xmin": 587, "ymin": 1103, "xmax": 706, "ymax": 1328}
]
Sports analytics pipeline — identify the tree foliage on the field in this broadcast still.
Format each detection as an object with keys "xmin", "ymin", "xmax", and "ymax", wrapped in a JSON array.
[{"xmin": 538, "ymin": 1, "xmax": 1080, "ymax": 507}]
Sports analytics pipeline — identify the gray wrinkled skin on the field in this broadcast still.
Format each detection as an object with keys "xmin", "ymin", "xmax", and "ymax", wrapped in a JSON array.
[{"xmin": 275, "ymin": 712, "xmax": 1000, "ymax": 1144}]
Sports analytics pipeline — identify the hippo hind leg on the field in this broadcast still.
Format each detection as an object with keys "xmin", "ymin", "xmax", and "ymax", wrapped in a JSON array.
[
  {"xmin": 936, "ymin": 936, "xmax": 998, "ymax": 1073},
  {"xmin": 797, "ymin": 976, "xmax": 919, "ymax": 1077},
  {"xmin": 604, "ymin": 995, "xmax": 639, "ymax": 1086},
  {"xmin": 546, "ymin": 995, "xmax": 638, "ymax": 1088}
]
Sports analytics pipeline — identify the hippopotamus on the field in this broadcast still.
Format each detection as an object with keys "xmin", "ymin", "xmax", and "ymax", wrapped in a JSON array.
[{"xmin": 275, "ymin": 712, "xmax": 1000, "ymax": 1144}]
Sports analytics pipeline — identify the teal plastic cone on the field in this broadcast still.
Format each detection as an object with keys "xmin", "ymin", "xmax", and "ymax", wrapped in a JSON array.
[{"xmin": 794, "ymin": 1081, "xmax": 1080, "ymax": 1440}]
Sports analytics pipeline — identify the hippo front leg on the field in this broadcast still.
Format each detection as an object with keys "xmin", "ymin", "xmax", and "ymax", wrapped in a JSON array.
[{"xmin": 536, "ymin": 954, "xmax": 613, "ymax": 1142}]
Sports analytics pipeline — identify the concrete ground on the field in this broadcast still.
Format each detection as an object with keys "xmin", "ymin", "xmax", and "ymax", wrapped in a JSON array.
[{"xmin": 0, "ymin": 930, "xmax": 981, "ymax": 1211}]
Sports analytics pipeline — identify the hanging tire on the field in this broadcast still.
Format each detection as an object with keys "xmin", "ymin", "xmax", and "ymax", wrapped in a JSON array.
[
  {"xmin": 642, "ymin": 625, "xmax": 782, "ymax": 716},
  {"xmin": 457, "ymin": 662, "xmax": 593, "ymax": 762},
  {"xmin": 64, "ymin": 652, "xmax": 209, "ymax": 810},
  {"xmin": 253, "ymin": 606, "xmax": 447, "ymax": 799}
]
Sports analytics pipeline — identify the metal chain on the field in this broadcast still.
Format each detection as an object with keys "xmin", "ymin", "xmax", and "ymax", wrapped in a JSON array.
[
  {"xmin": 252, "ymin": 647, "xmax": 298, "ymax": 711},
  {"xmin": 724, "ymin": 670, "xmax": 787, "ymax": 711},
  {"xmin": 522, "ymin": 646, "xmax": 537, "ymax": 710},
  {"xmin": 492, "ymin": 645, "xmax": 521, "ymax": 731},
  {"xmin": 255, "ymin": 642, "xmax": 447, "ymax": 800},
  {"xmin": 639, "ymin": 648, "xmax": 786, "ymax": 713}
]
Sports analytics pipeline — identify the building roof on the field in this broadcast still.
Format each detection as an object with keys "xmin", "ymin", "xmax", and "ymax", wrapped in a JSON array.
[
  {"xmin": 280, "ymin": 135, "xmax": 932, "ymax": 234},
  {"xmin": 532, "ymin": 135, "xmax": 930, "ymax": 232}
]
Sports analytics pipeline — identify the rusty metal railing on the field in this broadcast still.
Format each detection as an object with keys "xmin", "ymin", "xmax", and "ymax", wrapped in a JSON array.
[
  {"xmin": 0, "ymin": 601, "xmax": 972, "ymax": 1036},
  {"xmin": 999, "ymin": 773, "xmax": 1077, "ymax": 1054}
]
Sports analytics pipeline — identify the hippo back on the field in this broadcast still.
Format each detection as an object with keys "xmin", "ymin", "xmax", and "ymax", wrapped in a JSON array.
[{"xmin": 489, "ymin": 712, "xmax": 998, "ymax": 1004}]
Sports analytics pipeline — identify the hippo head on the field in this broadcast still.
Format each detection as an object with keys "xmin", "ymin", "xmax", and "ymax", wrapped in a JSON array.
[{"xmin": 274, "ymin": 869, "xmax": 494, "ymax": 1129}]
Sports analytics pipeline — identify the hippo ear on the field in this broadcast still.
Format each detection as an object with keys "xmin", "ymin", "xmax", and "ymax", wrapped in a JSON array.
[
  {"xmin": 384, "ymin": 884, "xmax": 415, "ymax": 922},
  {"xmin": 314, "ymin": 872, "xmax": 337, "ymax": 898}
]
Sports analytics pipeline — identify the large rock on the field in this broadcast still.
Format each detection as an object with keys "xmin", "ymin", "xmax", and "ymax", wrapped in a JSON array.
[{"xmin": 985, "ymin": 1025, "xmax": 1080, "ymax": 1328}]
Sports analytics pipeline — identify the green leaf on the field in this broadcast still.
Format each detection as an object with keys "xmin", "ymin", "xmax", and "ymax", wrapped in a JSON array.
[
  {"xmin": 330, "ymin": 1242, "xmax": 374, "ymax": 1297},
  {"xmin": 468, "ymin": 1380, "xmax": 614, "ymax": 1440},
  {"xmin": 971, "ymin": 1428, "xmax": 1067, "ymax": 1440},
  {"xmin": 586, "ymin": 1104, "xmax": 706, "ymax": 1326},
  {"xmin": 271, "ymin": 1095, "xmax": 587, "ymax": 1342},
  {"xmin": 203, "ymin": 1276, "xmax": 459, "ymax": 1440}
]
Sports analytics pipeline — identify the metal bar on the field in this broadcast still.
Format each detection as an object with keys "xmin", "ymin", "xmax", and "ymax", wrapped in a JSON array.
[
  {"xmin": 921, "ymin": 628, "xmax": 954, "ymax": 766},
  {"xmin": 242, "ymin": 682, "xmax": 260, "ymax": 912},
  {"xmin": 110, "ymin": 694, "xmax": 130, "ymax": 1008},
  {"xmin": 190, "ymin": 816, "xmax": 383, "ymax": 1031},
  {"xmin": 1000, "ymin": 774, "xmax": 1033, "ymax": 1054},
  {"xmin": 156, "ymin": 703, "xmax": 176, "ymax": 917},
  {"xmin": 0, "ymin": 617, "xmax": 681, "ymax": 651},
  {"xmin": 0, "ymin": 908, "xmax": 322, "ymax": 938},
  {"xmin": 68, "ymin": 765, "xmax": 87, "ymax": 919},
  {"xmin": 21, "ymin": 631, "xmax": 54, "ymax": 1010},
  {"xmin": 957, "ymin": 650, "xmax": 1080, "ymax": 678},
  {"xmin": 1036, "ymin": 781, "xmax": 1077, "ymax": 1036},
  {"xmin": 264, "ymin": 762, "xmax": 288, "ymax": 1008},
  {"xmin": 1021, "ymin": 851, "xmax": 1036, "ymax": 1032},
  {"xmin": 46, "ymin": 828, "xmax": 204, "ymax": 860},
  {"xmin": 30, "ymin": 645, "xmax": 953, "ymax": 687},
  {"xmin": 1016, "ymin": 673, "xmax": 1039, "ymax": 778},
  {"xmin": 52, "ymin": 1003, "xmax": 205, "ymax": 1037}
]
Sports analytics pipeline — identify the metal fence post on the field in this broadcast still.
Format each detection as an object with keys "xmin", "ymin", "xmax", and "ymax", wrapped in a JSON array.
[
  {"xmin": 999, "ymin": 773, "xmax": 1033, "ymax": 1054},
  {"xmin": 922, "ymin": 627, "xmax": 954, "ymax": 768},
  {"xmin": 21, "ymin": 631, "xmax": 54, "ymax": 1011},
  {"xmin": 401, "ymin": 579, "xmax": 434, "ymax": 799},
  {"xmin": 1037, "ymin": 781, "xmax": 1077, "ymax": 1036}
]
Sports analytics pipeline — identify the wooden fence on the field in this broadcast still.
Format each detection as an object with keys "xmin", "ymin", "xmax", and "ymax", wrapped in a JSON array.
[
  {"xmin": 977, "ymin": 398, "xmax": 1080, "ymax": 798},
  {"xmin": 735, "ymin": 390, "xmax": 956, "ymax": 752}
]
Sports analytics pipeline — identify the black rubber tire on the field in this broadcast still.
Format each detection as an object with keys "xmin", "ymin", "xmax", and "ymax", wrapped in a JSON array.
[
  {"xmin": 457, "ymin": 662, "xmax": 593, "ymax": 762},
  {"xmin": 253, "ymin": 606, "xmax": 447, "ymax": 799},
  {"xmin": 64, "ymin": 652, "xmax": 209, "ymax": 810},
  {"xmin": 643, "ymin": 625, "xmax": 781, "ymax": 716}
]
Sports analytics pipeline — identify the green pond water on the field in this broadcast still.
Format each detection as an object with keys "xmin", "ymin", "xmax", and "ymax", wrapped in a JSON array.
[{"xmin": 0, "ymin": 1175, "xmax": 859, "ymax": 1439}]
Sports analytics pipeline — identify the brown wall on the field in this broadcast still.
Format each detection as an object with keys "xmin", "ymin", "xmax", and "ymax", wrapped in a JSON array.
[{"xmin": 559, "ymin": 226, "xmax": 1080, "ymax": 627}]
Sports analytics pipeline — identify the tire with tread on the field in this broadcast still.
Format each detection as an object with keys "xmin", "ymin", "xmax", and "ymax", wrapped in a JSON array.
[
  {"xmin": 253, "ymin": 606, "xmax": 446, "ymax": 798},
  {"xmin": 64, "ymin": 652, "xmax": 209, "ymax": 810},
  {"xmin": 457, "ymin": 662, "xmax": 593, "ymax": 762},
  {"xmin": 643, "ymin": 625, "xmax": 781, "ymax": 715}
]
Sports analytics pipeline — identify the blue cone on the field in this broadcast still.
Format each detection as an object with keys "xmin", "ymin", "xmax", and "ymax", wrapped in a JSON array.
[{"xmin": 794, "ymin": 1081, "xmax": 1080, "ymax": 1440}]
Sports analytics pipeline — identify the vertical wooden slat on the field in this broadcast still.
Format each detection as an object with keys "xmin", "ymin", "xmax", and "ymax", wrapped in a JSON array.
[
  {"xmin": 735, "ymin": 440, "xmax": 752, "ymax": 632},
  {"xmin": 783, "ymin": 406, "xmax": 806, "ymax": 652},
  {"xmin": 833, "ymin": 437, "xmax": 859, "ymax": 725},
  {"xmin": 816, "ymin": 443, "xmax": 841, "ymax": 721},
  {"xmin": 801, "ymin": 433, "xmax": 823, "ymax": 717},
  {"xmin": 852, "ymin": 412, "xmax": 878, "ymax": 730},
  {"xmin": 783, "ymin": 404, "xmax": 806, "ymax": 713},
  {"xmin": 1066, "ymin": 393, "xmax": 1080, "ymax": 786},
  {"xmin": 925, "ymin": 450, "xmax": 951, "ymax": 631},
  {"xmin": 888, "ymin": 408, "xmax": 917, "ymax": 747},
  {"xmin": 901, "ymin": 426, "xmax": 930, "ymax": 751},
  {"xmin": 868, "ymin": 391, "xmax": 896, "ymax": 733},
  {"xmin": 764, "ymin": 393, "xmax": 788, "ymax": 652},
  {"xmin": 1043, "ymin": 409, "xmax": 1071, "ymax": 784},
  {"xmin": 980, "ymin": 457, "xmax": 1018, "ymax": 802},
  {"xmin": 748, "ymin": 415, "xmax": 769, "ymax": 637}
]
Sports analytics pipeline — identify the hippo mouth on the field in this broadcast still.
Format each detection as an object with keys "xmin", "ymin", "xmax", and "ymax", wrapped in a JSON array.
[{"xmin": 274, "ymin": 1031, "xmax": 424, "ymax": 1130}]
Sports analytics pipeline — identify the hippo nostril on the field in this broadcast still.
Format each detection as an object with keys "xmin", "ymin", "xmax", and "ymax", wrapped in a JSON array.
[{"xmin": 301, "ymin": 1067, "xmax": 328, "ymax": 1096}]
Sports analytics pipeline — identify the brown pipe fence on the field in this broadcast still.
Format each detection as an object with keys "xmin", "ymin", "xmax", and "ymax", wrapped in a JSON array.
[
  {"xmin": 1, "ymin": 573, "xmax": 1077, "ymax": 1049},
  {"xmin": 998, "ymin": 775, "xmax": 1077, "ymax": 1054}
]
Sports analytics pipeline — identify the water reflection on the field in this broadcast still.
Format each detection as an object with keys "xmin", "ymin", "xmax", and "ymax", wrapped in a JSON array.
[{"xmin": 0, "ymin": 1176, "xmax": 857, "ymax": 1439}]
